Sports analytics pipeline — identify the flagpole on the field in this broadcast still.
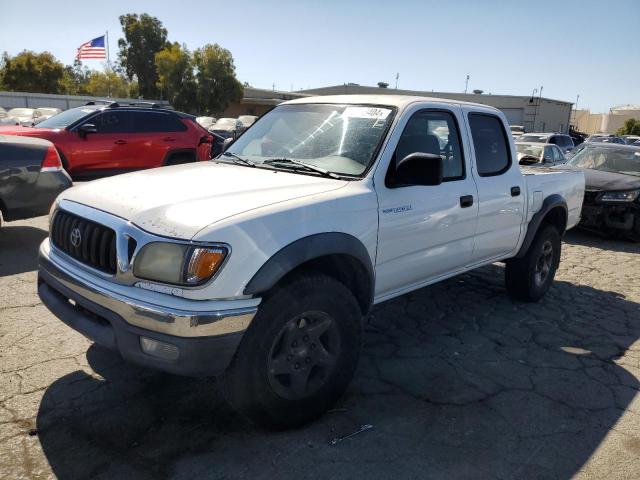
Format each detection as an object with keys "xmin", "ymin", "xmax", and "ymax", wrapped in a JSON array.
[{"xmin": 106, "ymin": 30, "xmax": 111, "ymax": 97}]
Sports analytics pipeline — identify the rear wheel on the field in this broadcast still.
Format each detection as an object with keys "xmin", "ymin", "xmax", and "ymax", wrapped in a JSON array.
[
  {"xmin": 505, "ymin": 224, "xmax": 561, "ymax": 302},
  {"xmin": 224, "ymin": 272, "xmax": 362, "ymax": 429}
]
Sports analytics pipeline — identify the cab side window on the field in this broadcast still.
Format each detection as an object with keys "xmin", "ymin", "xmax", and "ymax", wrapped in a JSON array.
[
  {"xmin": 92, "ymin": 111, "xmax": 131, "ymax": 133},
  {"xmin": 468, "ymin": 114, "xmax": 511, "ymax": 176},
  {"xmin": 391, "ymin": 110, "xmax": 465, "ymax": 184},
  {"xmin": 132, "ymin": 112, "xmax": 187, "ymax": 133}
]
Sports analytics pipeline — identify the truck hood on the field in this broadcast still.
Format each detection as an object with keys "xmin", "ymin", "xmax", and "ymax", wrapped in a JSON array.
[{"xmin": 59, "ymin": 162, "xmax": 348, "ymax": 239}]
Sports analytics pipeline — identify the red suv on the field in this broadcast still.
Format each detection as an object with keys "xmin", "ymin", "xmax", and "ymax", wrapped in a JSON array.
[{"xmin": 0, "ymin": 102, "xmax": 212, "ymax": 178}]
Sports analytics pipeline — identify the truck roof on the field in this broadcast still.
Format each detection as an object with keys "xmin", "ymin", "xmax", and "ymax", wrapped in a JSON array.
[{"xmin": 283, "ymin": 94, "xmax": 502, "ymax": 113}]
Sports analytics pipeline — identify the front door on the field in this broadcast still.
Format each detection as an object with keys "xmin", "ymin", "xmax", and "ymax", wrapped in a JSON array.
[
  {"xmin": 71, "ymin": 110, "xmax": 133, "ymax": 172},
  {"xmin": 375, "ymin": 105, "xmax": 479, "ymax": 301}
]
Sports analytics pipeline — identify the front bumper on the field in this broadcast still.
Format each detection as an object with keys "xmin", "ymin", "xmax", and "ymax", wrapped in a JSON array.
[
  {"xmin": 38, "ymin": 241, "xmax": 258, "ymax": 376},
  {"xmin": 580, "ymin": 203, "xmax": 638, "ymax": 231}
]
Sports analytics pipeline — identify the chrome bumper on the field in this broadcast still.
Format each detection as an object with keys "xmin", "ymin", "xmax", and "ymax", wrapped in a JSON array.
[{"xmin": 38, "ymin": 240, "xmax": 257, "ymax": 338}]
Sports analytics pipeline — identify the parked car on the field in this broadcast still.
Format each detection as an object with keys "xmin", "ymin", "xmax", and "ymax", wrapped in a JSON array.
[
  {"xmin": 237, "ymin": 115, "xmax": 258, "ymax": 134},
  {"xmin": 621, "ymin": 135, "xmax": 640, "ymax": 145},
  {"xmin": 38, "ymin": 95, "xmax": 584, "ymax": 429},
  {"xmin": 517, "ymin": 133, "xmax": 575, "ymax": 154},
  {"xmin": 6, "ymin": 108, "xmax": 36, "ymax": 126},
  {"xmin": 516, "ymin": 141, "xmax": 565, "ymax": 166},
  {"xmin": 510, "ymin": 124, "xmax": 525, "ymax": 137},
  {"xmin": 0, "ymin": 101, "xmax": 212, "ymax": 178},
  {"xmin": 33, "ymin": 107, "xmax": 62, "ymax": 125},
  {"xmin": 209, "ymin": 117, "xmax": 240, "ymax": 138},
  {"xmin": 585, "ymin": 134, "xmax": 626, "ymax": 144},
  {"xmin": 196, "ymin": 116, "xmax": 217, "ymax": 130},
  {"xmin": 557, "ymin": 143, "xmax": 640, "ymax": 240},
  {"xmin": 0, "ymin": 135, "xmax": 71, "ymax": 228}
]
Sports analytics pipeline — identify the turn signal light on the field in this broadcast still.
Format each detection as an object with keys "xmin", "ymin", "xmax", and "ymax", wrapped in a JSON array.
[{"xmin": 186, "ymin": 247, "xmax": 227, "ymax": 284}]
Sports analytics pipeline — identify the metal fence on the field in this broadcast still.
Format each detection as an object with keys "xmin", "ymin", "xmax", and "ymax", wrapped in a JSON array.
[{"xmin": 0, "ymin": 91, "xmax": 169, "ymax": 110}]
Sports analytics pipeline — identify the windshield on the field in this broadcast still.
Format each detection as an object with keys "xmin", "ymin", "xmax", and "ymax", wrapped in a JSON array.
[
  {"xmin": 568, "ymin": 145, "xmax": 640, "ymax": 176},
  {"xmin": 516, "ymin": 144, "xmax": 543, "ymax": 158},
  {"xmin": 519, "ymin": 135, "xmax": 548, "ymax": 143},
  {"xmin": 36, "ymin": 107, "xmax": 96, "ymax": 129},
  {"xmin": 224, "ymin": 103, "xmax": 394, "ymax": 176}
]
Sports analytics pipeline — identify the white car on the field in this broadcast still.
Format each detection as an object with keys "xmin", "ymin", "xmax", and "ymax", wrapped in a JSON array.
[
  {"xmin": 7, "ymin": 107, "xmax": 36, "ymax": 126},
  {"xmin": 38, "ymin": 95, "xmax": 585, "ymax": 429},
  {"xmin": 33, "ymin": 107, "xmax": 62, "ymax": 125}
]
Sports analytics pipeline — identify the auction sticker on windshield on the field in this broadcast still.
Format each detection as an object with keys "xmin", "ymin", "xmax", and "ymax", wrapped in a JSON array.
[{"xmin": 343, "ymin": 106, "xmax": 391, "ymax": 119}]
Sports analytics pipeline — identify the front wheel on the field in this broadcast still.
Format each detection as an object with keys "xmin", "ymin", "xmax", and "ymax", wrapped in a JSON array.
[
  {"xmin": 505, "ymin": 224, "xmax": 561, "ymax": 302},
  {"xmin": 224, "ymin": 272, "xmax": 362, "ymax": 429}
]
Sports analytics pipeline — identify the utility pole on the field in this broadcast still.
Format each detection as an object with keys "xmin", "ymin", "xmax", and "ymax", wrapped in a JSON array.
[
  {"xmin": 572, "ymin": 94, "xmax": 580, "ymax": 130},
  {"xmin": 395, "ymin": 73, "xmax": 399, "ymax": 89},
  {"xmin": 464, "ymin": 74, "xmax": 470, "ymax": 94}
]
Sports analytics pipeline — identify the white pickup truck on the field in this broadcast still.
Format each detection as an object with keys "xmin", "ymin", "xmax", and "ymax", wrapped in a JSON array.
[{"xmin": 38, "ymin": 95, "xmax": 584, "ymax": 428}]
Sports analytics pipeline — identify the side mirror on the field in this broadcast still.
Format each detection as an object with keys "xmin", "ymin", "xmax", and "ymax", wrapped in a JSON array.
[
  {"xmin": 222, "ymin": 137, "xmax": 234, "ymax": 153},
  {"xmin": 393, "ymin": 153, "xmax": 443, "ymax": 187},
  {"xmin": 78, "ymin": 123, "xmax": 97, "ymax": 137}
]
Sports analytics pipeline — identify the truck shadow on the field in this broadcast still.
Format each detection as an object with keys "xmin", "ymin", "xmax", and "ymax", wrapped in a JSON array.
[
  {"xmin": 0, "ymin": 225, "xmax": 48, "ymax": 276},
  {"xmin": 564, "ymin": 228, "xmax": 640, "ymax": 254},
  {"xmin": 36, "ymin": 266, "xmax": 639, "ymax": 479}
]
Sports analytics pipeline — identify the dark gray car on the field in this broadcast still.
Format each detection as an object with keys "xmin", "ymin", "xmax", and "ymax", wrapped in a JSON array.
[{"xmin": 0, "ymin": 135, "xmax": 72, "ymax": 228}]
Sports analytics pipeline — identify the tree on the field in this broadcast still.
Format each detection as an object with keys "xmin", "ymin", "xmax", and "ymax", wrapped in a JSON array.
[
  {"xmin": 155, "ymin": 42, "xmax": 197, "ymax": 112},
  {"xmin": 616, "ymin": 118, "xmax": 640, "ymax": 136},
  {"xmin": 1, "ymin": 50, "xmax": 64, "ymax": 93},
  {"xmin": 59, "ymin": 60, "xmax": 91, "ymax": 95},
  {"xmin": 118, "ymin": 13, "xmax": 168, "ymax": 98},
  {"xmin": 193, "ymin": 44, "xmax": 243, "ymax": 115},
  {"xmin": 84, "ymin": 70, "xmax": 131, "ymax": 97}
]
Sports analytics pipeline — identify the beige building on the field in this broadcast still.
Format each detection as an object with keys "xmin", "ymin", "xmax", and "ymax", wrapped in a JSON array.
[
  {"xmin": 299, "ymin": 84, "xmax": 574, "ymax": 133},
  {"xmin": 222, "ymin": 87, "xmax": 308, "ymax": 117},
  {"xmin": 572, "ymin": 105, "xmax": 640, "ymax": 134}
]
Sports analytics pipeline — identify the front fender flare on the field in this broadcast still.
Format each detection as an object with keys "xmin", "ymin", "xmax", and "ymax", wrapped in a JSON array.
[{"xmin": 243, "ymin": 232, "xmax": 375, "ymax": 303}]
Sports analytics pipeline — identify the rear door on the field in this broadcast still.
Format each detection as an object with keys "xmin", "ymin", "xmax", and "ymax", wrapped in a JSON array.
[
  {"xmin": 130, "ymin": 111, "xmax": 190, "ymax": 167},
  {"xmin": 374, "ymin": 104, "xmax": 479, "ymax": 299},
  {"xmin": 463, "ymin": 107, "xmax": 526, "ymax": 263}
]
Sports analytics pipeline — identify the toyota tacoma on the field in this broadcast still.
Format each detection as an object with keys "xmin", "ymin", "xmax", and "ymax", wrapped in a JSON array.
[{"xmin": 38, "ymin": 95, "xmax": 585, "ymax": 428}]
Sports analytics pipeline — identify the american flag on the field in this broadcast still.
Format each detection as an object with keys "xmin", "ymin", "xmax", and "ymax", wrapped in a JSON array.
[{"xmin": 76, "ymin": 36, "xmax": 106, "ymax": 60}]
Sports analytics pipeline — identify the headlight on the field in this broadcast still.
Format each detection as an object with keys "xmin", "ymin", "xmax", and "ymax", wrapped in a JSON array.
[
  {"xmin": 134, "ymin": 242, "xmax": 228, "ymax": 286},
  {"xmin": 598, "ymin": 190, "xmax": 639, "ymax": 202}
]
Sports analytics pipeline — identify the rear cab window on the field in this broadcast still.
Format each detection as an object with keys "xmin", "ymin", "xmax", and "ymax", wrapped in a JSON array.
[{"xmin": 468, "ymin": 113, "xmax": 512, "ymax": 176}]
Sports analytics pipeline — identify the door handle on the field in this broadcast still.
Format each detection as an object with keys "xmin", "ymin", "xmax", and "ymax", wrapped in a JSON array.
[
  {"xmin": 163, "ymin": 137, "xmax": 176, "ymax": 142},
  {"xmin": 511, "ymin": 186, "xmax": 521, "ymax": 197},
  {"xmin": 114, "ymin": 140, "xmax": 127, "ymax": 145},
  {"xmin": 459, "ymin": 195, "xmax": 474, "ymax": 208}
]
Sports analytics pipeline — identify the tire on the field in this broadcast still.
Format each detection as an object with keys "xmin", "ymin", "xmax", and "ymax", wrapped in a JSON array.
[
  {"xmin": 224, "ymin": 272, "xmax": 362, "ymax": 430},
  {"xmin": 505, "ymin": 224, "xmax": 561, "ymax": 302},
  {"xmin": 165, "ymin": 153, "xmax": 195, "ymax": 166}
]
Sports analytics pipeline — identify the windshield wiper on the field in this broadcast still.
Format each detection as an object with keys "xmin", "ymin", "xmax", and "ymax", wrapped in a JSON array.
[
  {"xmin": 221, "ymin": 151, "xmax": 256, "ymax": 167},
  {"xmin": 263, "ymin": 158, "xmax": 340, "ymax": 179}
]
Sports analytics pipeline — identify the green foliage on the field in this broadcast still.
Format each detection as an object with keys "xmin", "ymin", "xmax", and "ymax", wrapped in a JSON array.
[
  {"xmin": 616, "ymin": 118, "xmax": 640, "ymax": 136},
  {"xmin": 118, "ymin": 13, "xmax": 168, "ymax": 98},
  {"xmin": 193, "ymin": 44, "xmax": 244, "ymax": 115},
  {"xmin": 155, "ymin": 42, "xmax": 197, "ymax": 112},
  {"xmin": 85, "ymin": 70, "xmax": 132, "ymax": 97},
  {"xmin": 1, "ymin": 50, "xmax": 65, "ymax": 93},
  {"xmin": 59, "ymin": 60, "xmax": 91, "ymax": 95}
]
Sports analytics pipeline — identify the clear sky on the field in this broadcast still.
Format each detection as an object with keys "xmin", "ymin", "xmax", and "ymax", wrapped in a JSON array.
[{"xmin": 1, "ymin": 0, "xmax": 638, "ymax": 112}]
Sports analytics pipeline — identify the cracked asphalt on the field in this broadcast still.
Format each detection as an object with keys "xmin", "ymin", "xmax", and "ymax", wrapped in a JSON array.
[{"xmin": 1, "ymin": 213, "xmax": 640, "ymax": 479}]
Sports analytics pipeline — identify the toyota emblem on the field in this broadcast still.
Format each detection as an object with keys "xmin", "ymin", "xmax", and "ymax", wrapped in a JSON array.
[{"xmin": 70, "ymin": 228, "xmax": 82, "ymax": 248}]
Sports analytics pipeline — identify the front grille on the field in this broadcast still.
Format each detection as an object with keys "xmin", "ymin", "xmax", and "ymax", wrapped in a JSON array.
[{"xmin": 51, "ymin": 210, "xmax": 117, "ymax": 274}]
